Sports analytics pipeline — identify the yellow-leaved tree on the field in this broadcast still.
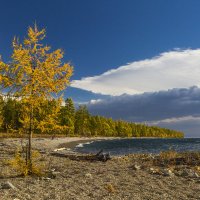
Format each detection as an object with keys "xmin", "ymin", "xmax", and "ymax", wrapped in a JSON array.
[{"xmin": 0, "ymin": 24, "xmax": 73, "ymax": 174}]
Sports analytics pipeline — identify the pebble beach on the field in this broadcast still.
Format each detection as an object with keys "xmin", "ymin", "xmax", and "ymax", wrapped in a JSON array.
[{"xmin": 0, "ymin": 137, "xmax": 200, "ymax": 200}]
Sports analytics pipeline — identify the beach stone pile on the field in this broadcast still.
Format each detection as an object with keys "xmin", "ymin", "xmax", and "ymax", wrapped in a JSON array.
[{"xmin": 131, "ymin": 161, "xmax": 200, "ymax": 179}]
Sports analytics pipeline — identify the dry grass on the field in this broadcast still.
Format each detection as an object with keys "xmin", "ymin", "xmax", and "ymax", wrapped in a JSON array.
[
  {"xmin": 153, "ymin": 151, "xmax": 200, "ymax": 167},
  {"xmin": 0, "ymin": 132, "xmax": 21, "ymax": 139},
  {"xmin": 105, "ymin": 183, "xmax": 116, "ymax": 193}
]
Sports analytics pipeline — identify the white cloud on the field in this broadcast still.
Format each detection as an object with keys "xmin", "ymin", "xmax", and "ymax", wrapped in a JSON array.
[
  {"xmin": 71, "ymin": 49, "xmax": 200, "ymax": 96},
  {"xmin": 148, "ymin": 115, "xmax": 200, "ymax": 125},
  {"xmin": 147, "ymin": 115, "xmax": 200, "ymax": 138},
  {"xmin": 89, "ymin": 99, "xmax": 103, "ymax": 104}
]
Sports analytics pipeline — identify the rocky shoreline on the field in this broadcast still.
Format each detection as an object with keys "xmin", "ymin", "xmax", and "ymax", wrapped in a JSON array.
[{"xmin": 0, "ymin": 137, "xmax": 200, "ymax": 200}]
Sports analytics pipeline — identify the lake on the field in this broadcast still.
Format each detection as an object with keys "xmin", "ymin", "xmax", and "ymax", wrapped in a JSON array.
[{"xmin": 75, "ymin": 138, "xmax": 200, "ymax": 155}]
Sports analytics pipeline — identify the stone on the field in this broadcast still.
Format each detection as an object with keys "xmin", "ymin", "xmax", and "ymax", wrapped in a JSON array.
[
  {"xmin": 174, "ymin": 170, "xmax": 182, "ymax": 176},
  {"xmin": 181, "ymin": 169, "xmax": 199, "ymax": 178},
  {"xmin": 162, "ymin": 169, "xmax": 174, "ymax": 177},
  {"xmin": 181, "ymin": 169, "xmax": 189, "ymax": 176},
  {"xmin": 149, "ymin": 168, "xmax": 156, "ymax": 173},
  {"xmin": 148, "ymin": 154, "xmax": 155, "ymax": 159},
  {"xmin": 52, "ymin": 171, "xmax": 61, "ymax": 176},
  {"xmin": 53, "ymin": 147, "xmax": 66, "ymax": 152},
  {"xmin": 0, "ymin": 181, "xmax": 17, "ymax": 190},
  {"xmin": 149, "ymin": 168, "xmax": 162, "ymax": 175},
  {"xmin": 47, "ymin": 169, "xmax": 60, "ymax": 178},
  {"xmin": 85, "ymin": 173, "xmax": 92, "ymax": 179},
  {"xmin": 47, "ymin": 172, "xmax": 56, "ymax": 179},
  {"xmin": 39, "ymin": 150, "xmax": 46, "ymax": 154},
  {"xmin": 193, "ymin": 172, "xmax": 199, "ymax": 178},
  {"xmin": 196, "ymin": 166, "xmax": 200, "ymax": 171},
  {"xmin": 43, "ymin": 177, "xmax": 51, "ymax": 181},
  {"xmin": 133, "ymin": 165, "xmax": 141, "ymax": 170}
]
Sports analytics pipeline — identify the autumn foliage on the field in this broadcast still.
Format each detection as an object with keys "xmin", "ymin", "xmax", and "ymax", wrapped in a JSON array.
[{"xmin": 0, "ymin": 24, "xmax": 73, "ymax": 174}]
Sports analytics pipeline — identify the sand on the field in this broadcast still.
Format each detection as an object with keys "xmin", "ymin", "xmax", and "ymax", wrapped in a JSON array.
[{"xmin": 0, "ymin": 137, "xmax": 200, "ymax": 200}]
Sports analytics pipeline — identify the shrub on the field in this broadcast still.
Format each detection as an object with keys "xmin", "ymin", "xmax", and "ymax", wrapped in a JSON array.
[{"xmin": 8, "ymin": 149, "xmax": 44, "ymax": 176}]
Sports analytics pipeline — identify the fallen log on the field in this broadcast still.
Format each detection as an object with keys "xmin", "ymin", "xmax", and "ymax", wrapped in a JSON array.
[
  {"xmin": 51, "ymin": 149, "xmax": 111, "ymax": 162},
  {"xmin": 95, "ymin": 149, "xmax": 111, "ymax": 162}
]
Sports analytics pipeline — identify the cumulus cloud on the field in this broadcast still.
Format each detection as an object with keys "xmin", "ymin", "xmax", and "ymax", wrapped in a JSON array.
[
  {"xmin": 87, "ymin": 87, "xmax": 200, "ymax": 137},
  {"xmin": 88, "ymin": 86, "xmax": 200, "ymax": 121},
  {"xmin": 71, "ymin": 49, "xmax": 200, "ymax": 96}
]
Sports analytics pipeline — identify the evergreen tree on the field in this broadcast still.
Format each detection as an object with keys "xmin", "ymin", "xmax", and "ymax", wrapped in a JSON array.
[
  {"xmin": 59, "ymin": 98, "xmax": 75, "ymax": 135},
  {"xmin": 75, "ymin": 105, "xmax": 91, "ymax": 136},
  {"xmin": 2, "ymin": 98, "xmax": 22, "ymax": 132}
]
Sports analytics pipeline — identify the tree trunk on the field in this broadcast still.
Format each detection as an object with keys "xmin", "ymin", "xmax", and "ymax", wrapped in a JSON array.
[{"xmin": 27, "ymin": 104, "xmax": 33, "ymax": 173}]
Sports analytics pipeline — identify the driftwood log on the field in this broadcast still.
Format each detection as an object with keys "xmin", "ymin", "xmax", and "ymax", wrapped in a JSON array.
[
  {"xmin": 95, "ymin": 149, "xmax": 111, "ymax": 162},
  {"xmin": 51, "ymin": 149, "xmax": 111, "ymax": 162}
]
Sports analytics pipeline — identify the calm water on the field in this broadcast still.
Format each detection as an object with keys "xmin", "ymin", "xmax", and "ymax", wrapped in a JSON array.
[{"xmin": 75, "ymin": 138, "xmax": 200, "ymax": 155}]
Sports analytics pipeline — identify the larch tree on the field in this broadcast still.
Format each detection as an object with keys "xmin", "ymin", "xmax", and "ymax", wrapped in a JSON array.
[{"xmin": 0, "ymin": 24, "xmax": 73, "ymax": 173}]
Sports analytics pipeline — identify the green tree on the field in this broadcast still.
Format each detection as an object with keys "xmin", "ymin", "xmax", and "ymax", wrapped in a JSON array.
[
  {"xmin": 2, "ymin": 98, "xmax": 22, "ymax": 132},
  {"xmin": 75, "ymin": 105, "xmax": 90, "ymax": 136},
  {"xmin": 59, "ymin": 98, "xmax": 75, "ymax": 135},
  {"xmin": 115, "ymin": 120, "xmax": 132, "ymax": 137}
]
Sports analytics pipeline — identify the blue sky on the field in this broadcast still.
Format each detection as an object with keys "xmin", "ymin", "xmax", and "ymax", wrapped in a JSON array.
[{"xmin": 1, "ymin": 0, "xmax": 200, "ymax": 137}]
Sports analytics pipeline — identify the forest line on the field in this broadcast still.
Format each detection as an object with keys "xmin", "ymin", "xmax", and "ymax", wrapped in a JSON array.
[{"xmin": 0, "ymin": 97, "xmax": 184, "ymax": 138}]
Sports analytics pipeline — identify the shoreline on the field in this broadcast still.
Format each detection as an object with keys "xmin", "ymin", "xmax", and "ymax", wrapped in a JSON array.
[
  {"xmin": 0, "ymin": 136, "xmax": 118, "ymax": 152},
  {"xmin": 1, "ymin": 136, "xmax": 197, "ymax": 153},
  {"xmin": 58, "ymin": 139, "xmax": 96, "ymax": 149}
]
